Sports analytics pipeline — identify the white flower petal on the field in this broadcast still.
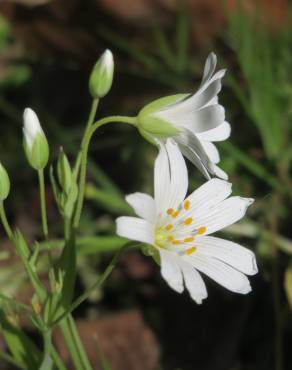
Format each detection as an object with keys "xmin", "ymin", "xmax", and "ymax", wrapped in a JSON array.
[
  {"xmin": 184, "ymin": 254, "xmax": 252, "ymax": 294},
  {"xmin": 211, "ymin": 163, "xmax": 228, "ymax": 180},
  {"xmin": 154, "ymin": 144, "xmax": 170, "ymax": 211},
  {"xmin": 165, "ymin": 140, "xmax": 188, "ymax": 209},
  {"xmin": 197, "ymin": 121, "xmax": 231, "ymax": 142},
  {"xmin": 200, "ymin": 141, "xmax": 220, "ymax": 164},
  {"xmin": 193, "ymin": 196, "xmax": 254, "ymax": 235},
  {"xmin": 178, "ymin": 143, "xmax": 211, "ymax": 179},
  {"xmin": 180, "ymin": 261, "xmax": 208, "ymax": 304},
  {"xmin": 126, "ymin": 192, "xmax": 156, "ymax": 222},
  {"xmin": 116, "ymin": 216, "xmax": 154, "ymax": 244},
  {"xmin": 192, "ymin": 69, "xmax": 225, "ymax": 109},
  {"xmin": 186, "ymin": 178, "xmax": 232, "ymax": 214},
  {"xmin": 187, "ymin": 105, "xmax": 225, "ymax": 133},
  {"xmin": 175, "ymin": 130, "xmax": 214, "ymax": 179},
  {"xmin": 201, "ymin": 52, "xmax": 217, "ymax": 85},
  {"xmin": 159, "ymin": 249, "xmax": 184, "ymax": 293},
  {"xmin": 196, "ymin": 236, "xmax": 258, "ymax": 275}
]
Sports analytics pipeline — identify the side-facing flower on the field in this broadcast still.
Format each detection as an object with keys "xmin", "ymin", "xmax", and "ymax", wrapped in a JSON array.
[
  {"xmin": 137, "ymin": 53, "xmax": 230, "ymax": 179},
  {"xmin": 23, "ymin": 108, "xmax": 49, "ymax": 170},
  {"xmin": 116, "ymin": 140, "xmax": 257, "ymax": 303}
]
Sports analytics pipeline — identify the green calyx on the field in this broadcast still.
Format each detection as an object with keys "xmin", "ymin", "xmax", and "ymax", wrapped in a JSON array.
[
  {"xmin": 24, "ymin": 133, "xmax": 49, "ymax": 170},
  {"xmin": 0, "ymin": 163, "xmax": 10, "ymax": 201},
  {"xmin": 137, "ymin": 93, "xmax": 188, "ymax": 138}
]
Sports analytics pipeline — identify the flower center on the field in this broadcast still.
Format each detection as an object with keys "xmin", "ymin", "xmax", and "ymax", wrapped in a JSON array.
[{"xmin": 154, "ymin": 200, "xmax": 207, "ymax": 255}]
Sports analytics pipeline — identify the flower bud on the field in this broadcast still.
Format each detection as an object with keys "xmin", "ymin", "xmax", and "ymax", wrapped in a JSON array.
[
  {"xmin": 57, "ymin": 148, "xmax": 73, "ymax": 195},
  {"xmin": 0, "ymin": 163, "xmax": 10, "ymax": 201},
  {"xmin": 23, "ymin": 108, "xmax": 49, "ymax": 170},
  {"xmin": 137, "ymin": 95, "xmax": 182, "ymax": 141},
  {"xmin": 89, "ymin": 49, "xmax": 114, "ymax": 98}
]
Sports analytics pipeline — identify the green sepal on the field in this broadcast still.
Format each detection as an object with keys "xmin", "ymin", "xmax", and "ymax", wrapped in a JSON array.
[
  {"xmin": 137, "ymin": 93, "xmax": 187, "ymax": 137},
  {"xmin": 24, "ymin": 133, "xmax": 49, "ymax": 170}
]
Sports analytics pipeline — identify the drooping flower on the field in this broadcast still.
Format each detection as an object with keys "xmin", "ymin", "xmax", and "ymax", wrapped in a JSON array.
[
  {"xmin": 116, "ymin": 140, "xmax": 257, "ymax": 303},
  {"xmin": 137, "ymin": 53, "xmax": 230, "ymax": 179},
  {"xmin": 23, "ymin": 108, "xmax": 49, "ymax": 170}
]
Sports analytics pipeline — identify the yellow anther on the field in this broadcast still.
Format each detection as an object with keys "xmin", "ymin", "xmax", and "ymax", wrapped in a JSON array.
[
  {"xmin": 165, "ymin": 224, "xmax": 173, "ymax": 231},
  {"xmin": 197, "ymin": 226, "xmax": 206, "ymax": 235},
  {"xmin": 184, "ymin": 200, "xmax": 191, "ymax": 210},
  {"xmin": 184, "ymin": 217, "xmax": 193, "ymax": 225},
  {"xmin": 172, "ymin": 240, "xmax": 181, "ymax": 245},
  {"xmin": 185, "ymin": 246, "xmax": 197, "ymax": 255},
  {"xmin": 172, "ymin": 210, "xmax": 180, "ymax": 218},
  {"xmin": 167, "ymin": 235, "xmax": 174, "ymax": 242},
  {"xmin": 167, "ymin": 208, "xmax": 174, "ymax": 215},
  {"xmin": 184, "ymin": 236, "xmax": 195, "ymax": 243}
]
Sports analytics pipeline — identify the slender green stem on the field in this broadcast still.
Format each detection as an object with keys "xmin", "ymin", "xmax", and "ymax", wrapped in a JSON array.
[
  {"xmin": 38, "ymin": 169, "xmax": 49, "ymax": 239},
  {"xmin": 59, "ymin": 315, "xmax": 93, "ymax": 370},
  {"xmin": 0, "ymin": 201, "xmax": 13, "ymax": 239},
  {"xmin": 74, "ymin": 98, "xmax": 99, "ymax": 178},
  {"xmin": 40, "ymin": 330, "xmax": 53, "ymax": 370},
  {"xmin": 51, "ymin": 347, "xmax": 68, "ymax": 370},
  {"xmin": 73, "ymin": 115, "xmax": 137, "ymax": 229},
  {"xmin": 51, "ymin": 244, "xmax": 128, "ymax": 326}
]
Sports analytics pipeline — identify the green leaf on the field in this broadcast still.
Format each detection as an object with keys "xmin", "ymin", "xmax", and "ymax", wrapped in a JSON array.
[{"xmin": 0, "ymin": 309, "xmax": 42, "ymax": 369}]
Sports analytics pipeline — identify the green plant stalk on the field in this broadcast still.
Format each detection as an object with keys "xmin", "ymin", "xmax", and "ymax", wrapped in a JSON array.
[
  {"xmin": 59, "ymin": 315, "xmax": 93, "ymax": 370},
  {"xmin": 38, "ymin": 169, "xmax": 49, "ymax": 239},
  {"xmin": 40, "ymin": 330, "xmax": 53, "ymax": 370},
  {"xmin": 51, "ymin": 243, "xmax": 128, "ymax": 326},
  {"xmin": 73, "ymin": 115, "xmax": 137, "ymax": 229},
  {"xmin": 0, "ymin": 201, "xmax": 13, "ymax": 239},
  {"xmin": 74, "ymin": 98, "xmax": 99, "ymax": 179}
]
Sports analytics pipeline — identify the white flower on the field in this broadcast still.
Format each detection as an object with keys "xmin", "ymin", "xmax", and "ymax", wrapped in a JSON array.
[
  {"xmin": 116, "ymin": 140, "xmax": 257, "ymax": 303},
  {"xmin": 137, "ymin": 53, "xmax": 231, "ymax": 180}
]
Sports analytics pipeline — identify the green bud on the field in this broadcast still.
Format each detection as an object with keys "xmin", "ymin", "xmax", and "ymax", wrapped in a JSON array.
[
  {"xmin": 89, "ymin": 49, "xmax": 114, "ymax": 98},
  {"xmin": 23, "ymin": 108, "xmax": 49, "ymax": 170},
  {"xmin": 57, "ymin": 148, "xmax": 72, "ymax": 195},
  {"xmin": 0, "ymin": 163, "xmax": 10, "ymax": 201},
  {"xmin": 137, "ymin": 94, "xmax": 185, "ymax": 138}
]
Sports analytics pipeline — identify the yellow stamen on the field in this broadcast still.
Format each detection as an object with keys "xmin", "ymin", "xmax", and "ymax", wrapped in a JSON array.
[
  {"xmin": 167, "ymin": 208, "xmax": 174, "ymax": 215},
  {"xmin": 185, "ymin": 246, "xmax": 197, "ymax": 255},
  {"xmin": 197, "ymin": 226, "xmax": 206, "ymax": 235},
  {"xmin": 184, "ymin": 200, "xmax": 191, "ymax": 210},
  {"xmin": 172, "ymin": 210, "xmax": 180, "ymax": 218},
  {"xmin": 184, "ymin": 217, "xmax": 193, "ymax": 225},
  {"xmin": 184, "ymin": 236, "xmax": 195, "ymax": 243},
  {"xmin": 167, "ymin": 235, "xmax": 174, "ymax": 242},
  {"xmin": 172, "ymin": 240, "xmax": 181, "ymax": 245},
  {"xmin": 165, "ymin": 224, "xmax": 173, "ymax": 231}
]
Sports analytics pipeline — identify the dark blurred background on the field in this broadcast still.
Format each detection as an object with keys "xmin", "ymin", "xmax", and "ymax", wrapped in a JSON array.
[{"xmin": 0, "ymin": 1, "xmax": 292, "ymax": 369}]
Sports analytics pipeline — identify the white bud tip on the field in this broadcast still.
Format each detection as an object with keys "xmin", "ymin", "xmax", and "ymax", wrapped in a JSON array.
[
  {"xmin": 23, "ymin": 107, "xmax": 43, "ymax": 149},
  {"xmin": 101, "ymin": 49, "xmax": 113, "ymax": 69}
]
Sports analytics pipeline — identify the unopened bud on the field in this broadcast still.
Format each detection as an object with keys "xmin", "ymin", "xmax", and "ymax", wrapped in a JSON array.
[
  {"xmin": 0, "ymin": 163, "xmax": 10, "ymax": 201},
  {"xmin": 57, "ymin": 148, "xmax": 72, "ymax": 195},
  {"xmin": 23, "ymin": 108, "xmax": 49, "ymax": 170},
  {"xmin": 89, "ymin": 49, "xmax": 114, "ymax": 98}
]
